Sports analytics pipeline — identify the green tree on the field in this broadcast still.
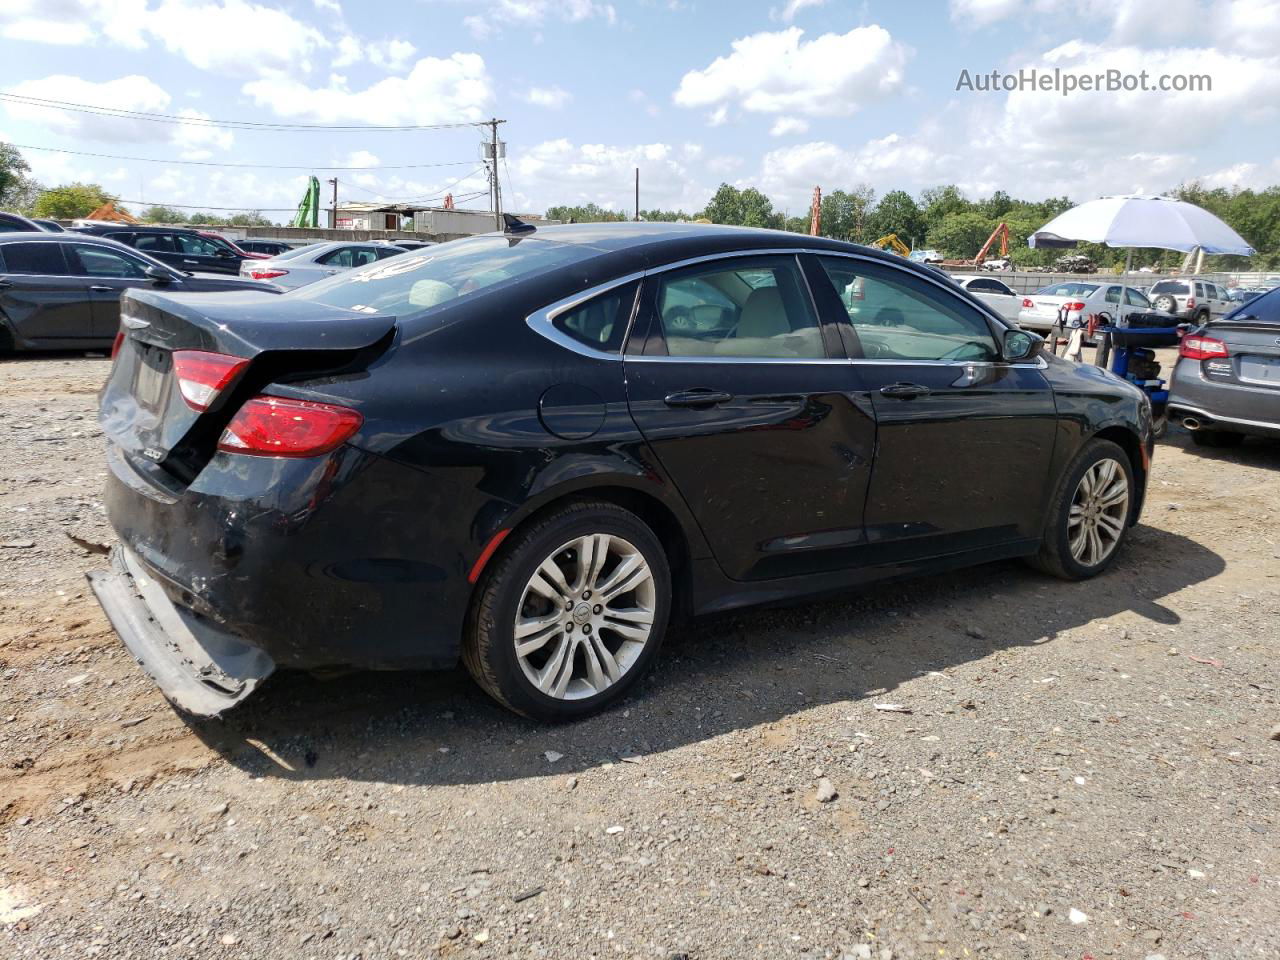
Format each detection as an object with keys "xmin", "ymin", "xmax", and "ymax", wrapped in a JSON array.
[
  {"xmin": 927, "ymin": 210, "xmax": 993, "ymax": 258},
  {"xmin": 545, "ymin": 202, "xmax": 626, "ymax": 223},
  {"xmin": 819, "ymin": 185, "xmax": 875, "ymax": 242},
  {"xmin": 141, "ymin": 205, "xmax": 188, "ymax": 224},
  {"xmin": 638, "ymin": 208, "xmax": 689, "ymax": 222},
  {"xmin": 866, "ymin": 190, "xmax": 926, "ymax": 247},
  {"xmin": 919, "ymin": 184, "xmax": 971, "ymax": 235},
  {"xmin": 0, "ymin": 142, "xmax": 40, "ymax": 211},
  {"xmin": 700, "ymin": 183, "xmax": 745, "ymax": 224},
  {"xmin": 699, "ymin": 183, "xmax": 783, "ymax": 229},
  {"xmin": 32, "ymin": 182, "xmax": 116, "ymax": 220}
]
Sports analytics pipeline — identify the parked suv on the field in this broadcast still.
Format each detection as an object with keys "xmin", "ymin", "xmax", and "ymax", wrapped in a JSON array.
[
  {"xmin": 69, "ymin": 224, "xmax": 254, "ymax": 275},
  {"xmin": 1147, "ymin": 278, "xmax": 1232, "ymax": 323}
]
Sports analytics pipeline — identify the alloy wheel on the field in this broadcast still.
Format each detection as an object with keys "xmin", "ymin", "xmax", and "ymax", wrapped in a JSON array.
[
  {"xmin": 1068, "ymin": 458, "xmax": 1130, "ymax": 567},
  {"xmin": 513, "ymin": 534, "xmax": 656, "ymax": 700}
]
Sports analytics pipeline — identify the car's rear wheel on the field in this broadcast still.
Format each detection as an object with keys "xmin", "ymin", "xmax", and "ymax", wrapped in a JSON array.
[
  {"xmin": 1026, "ymin": 438, "xmax": 1134, "ymax": 581},
  {"xmin": 1191, "ymin": 429, "xmax": 1244, "ymax": 448},
  {"xmin": 1193, "ymin": 309, "xmax": 1210, "ymax": 325},
  {"xmin": 463, "ymin": 501, "xmax": 671, "ymax": 721}
]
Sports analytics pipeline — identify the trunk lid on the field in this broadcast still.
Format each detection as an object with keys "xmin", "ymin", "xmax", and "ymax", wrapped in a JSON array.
[
  {"xmin": 1208, "ymin": 317, "xmax": 1280, "ymax": 390},
  {"xmin": 101, "ymin": 288, "xmax": 394, "ymax": 488}
]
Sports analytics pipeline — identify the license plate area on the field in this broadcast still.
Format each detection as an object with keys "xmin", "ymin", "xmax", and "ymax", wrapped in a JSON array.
[{"xmin": 1239, "ymin": 355, "xmax": 1280, "ymax": 387}]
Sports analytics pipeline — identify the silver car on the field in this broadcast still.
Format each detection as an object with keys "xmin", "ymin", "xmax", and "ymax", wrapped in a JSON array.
[
  {"xmin": 1147, "ymin": 278, "xmax": 1233, "ymax": 324},
  {"xmin": 1168, "ymin": 287, "xmax": 1280, "ymax": 446},
  {"xmin": 240, "ymin": 241, "xmax": 407, "ymax": 290}
]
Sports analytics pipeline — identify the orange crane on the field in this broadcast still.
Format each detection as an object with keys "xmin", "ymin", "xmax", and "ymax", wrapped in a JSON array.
[{"xmin": 941, "ymin": 222, "xmax": 1009, "ymax": 267}]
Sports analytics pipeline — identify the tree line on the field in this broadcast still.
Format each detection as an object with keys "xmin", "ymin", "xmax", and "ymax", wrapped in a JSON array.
[{"xmin": 549, "ymin": 181, "xmax": 1280, "ymax": 271}]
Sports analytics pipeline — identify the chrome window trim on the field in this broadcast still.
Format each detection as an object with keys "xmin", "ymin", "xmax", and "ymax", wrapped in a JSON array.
[{"xmin": 524, "ymin": 246, "xmax": 1017, "ymax": 361}]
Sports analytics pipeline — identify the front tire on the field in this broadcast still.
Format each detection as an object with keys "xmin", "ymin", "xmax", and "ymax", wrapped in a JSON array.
[
  {"xmin": 1026, "ymin": 439, "xmax": 1134, "ymax": 581},
  {"xmin": 463, "ymin": 501, "xmax": 671, "ymax": 721}
]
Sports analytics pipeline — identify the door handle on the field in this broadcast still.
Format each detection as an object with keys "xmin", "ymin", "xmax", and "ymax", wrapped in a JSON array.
[
  {"xmin": 664, "ymin": 389, "xmax": 733, "ymax": 408},
  {"xmin": 183, "ymin": 259, "xmax": 199, "ymax": 265},
  {"xmin": 0, "ymin": 279, "xmax": 11, "ymax": 289},
  {"xmin": 879, "ymin": 382, "xmax": 931, "ymax": 399},
  {"xmin": 88, "ymin": 284, "xmax": 115, "ymax": 292}
]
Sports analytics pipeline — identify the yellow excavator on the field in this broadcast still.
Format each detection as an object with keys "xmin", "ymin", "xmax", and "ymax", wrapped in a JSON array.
[{"xmin": 870, "ymin": 234, "xmax": 910, "ymax": 257}]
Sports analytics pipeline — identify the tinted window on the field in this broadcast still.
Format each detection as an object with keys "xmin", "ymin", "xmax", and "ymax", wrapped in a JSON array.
[
  {"xmin": 175, "ymin": 234, "xmax": 222, "ymax": 256},
  {"xmin": 653, "ymin": 256, "xmax": 823, "ymax": 358},
  {"xmin": 290, "ymin": 235, "xmax": 597, "ymax": 318},
  {"xmin": 375, "ymin": 246, "xmax": 406, "ymax": 260},
  {"xmin": 820, "ymin": 257, "xmax": 998, "ymax": 362},
  {"xmin": 1105, "ymin": 286, "xmax": 1122, "ymax": 304},
  {"xmin": 69, "ymin": 243, "xmax": 148, "ymax": 278},
  {"xmin": 133, "ymin": 234, "xmax": 176, "ymax": 254},
  {"xmin": 1226, "ymin": 286, "xmax": 1280, "ymax": 323},
  {"xmin": 967, "ymin": 278, "xmax": 1011, "ymax": 295},
  {"xmin": 553, "ymin": 282, "xmax": 639, "ymax": 353},
  {"xmin": 1149, "ymin": 281, "xmax": 1189, "ymax": 295},
  {"xmin": 1, "ymin": 242, "xmax": 69, "ymax": 275}
]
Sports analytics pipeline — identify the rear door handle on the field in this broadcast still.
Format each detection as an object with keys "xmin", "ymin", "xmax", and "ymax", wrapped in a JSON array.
[
  {"xmin": 183, "ymin": 259, "xmax": 199, "ymax": 265},
  {"xmin": 0, "ymin": 279, "xmax": 11, "ymax": 289},
  {"xmin": 664, "ymin": 389, "xmax": 733, "ymax": 408},
  {"xmin": 88, "ymin": 284, "xmax": 115, "ymax": 292},
  {"xmin": 879, "ymin": 382, "xmax": 931, "ymax": 399}
]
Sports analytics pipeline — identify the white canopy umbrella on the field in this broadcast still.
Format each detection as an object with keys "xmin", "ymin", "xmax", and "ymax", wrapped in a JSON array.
[
  {"xmin": 1027, "ymin": 195, "xmax": 1254, "ymax": 359},
  {"xmin": 1028, "ymin": 194, "xmax": 1255, "ymax": 256}
]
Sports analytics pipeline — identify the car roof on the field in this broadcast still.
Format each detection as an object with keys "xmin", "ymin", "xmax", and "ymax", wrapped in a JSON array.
[{"xmin": 73, "ymin": 222, "xmax": 199, "ymax": 233}]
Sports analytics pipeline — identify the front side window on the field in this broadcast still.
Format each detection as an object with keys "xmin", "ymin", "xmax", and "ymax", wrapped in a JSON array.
[
  {"xmin": 650, "ymin": 256, "xmax": 823, "ymax": 358},
  {"xmin": 69, "ymin": 244, "xmax": 148, "ymax": 278},
  {"xmin": 820, "ymin": 257, "xmax": 998, "ymax": 362},
  {"xmin": 553, "ymin": 281, "xmax": 639, "ymax": 353},
  {"xmin": 319, "ymin": 247, "xmax": 379, "ymax": 269},
  {"xmin": 1, "ymin": 242, "xmax": 68, "ymax": 275},
  {"xmin": 134, "ymin": 234, "xmax": 175, "ymax": 254}
]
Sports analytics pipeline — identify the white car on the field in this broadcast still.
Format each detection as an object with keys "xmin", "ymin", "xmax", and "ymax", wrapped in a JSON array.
[
  {"xmin": 1017, "ymin": 280, "xmax": 1172, "ymax": 334},
  {"xmin": 950, "ymin": 274, "xmax": 1022, "ymax": 325}
]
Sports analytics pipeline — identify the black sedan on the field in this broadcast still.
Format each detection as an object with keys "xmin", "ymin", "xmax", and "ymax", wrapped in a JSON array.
[
  {"xmin": 0, "ymin": 233, "xmax": 280, "ymax": 352},
  {"xmin": 89, "ymin": 222, "xmax": 1153, "ymax": 721}
]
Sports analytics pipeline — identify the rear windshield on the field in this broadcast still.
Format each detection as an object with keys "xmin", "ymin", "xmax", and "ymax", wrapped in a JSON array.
[
  {"xmin": 1223, "ymin": 285, "xmax": 1280, "ymax": 323},
  {"xmin": 1149, "ymin": 281, "xmax": 1189, "ymax": 295},
  {"xmin": 273, "ymin": 242, "xmax": 326, "ymax": 260},
  {"xmin": 288, "ymin": 236, "xmax": 597, "ymax": 317},
  {"xmin": 1034, "ymin": 282, "xmax": 1098, "ymax": 297}
]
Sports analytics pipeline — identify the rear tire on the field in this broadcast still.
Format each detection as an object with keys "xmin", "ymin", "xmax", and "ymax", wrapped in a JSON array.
[
  {"xmin": 1191, "ymin": 429, "xmax": 1244, "ymax": 448},
  {"xmin": 1026, "ymin": 438, "xmax": 1134, "ymax": 581},
  {"xmin": 463, "ymin": 501, "xmax": 671, "ymax": 721},
  {"xmin": 1193, "ymin": 310, "xmax": 1210, "ymax": 325}
]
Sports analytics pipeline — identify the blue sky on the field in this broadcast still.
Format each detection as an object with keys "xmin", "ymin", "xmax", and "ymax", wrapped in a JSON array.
[{"xmin": 2, "ymin": 0, "xmax": 1278, "ymax": 222}]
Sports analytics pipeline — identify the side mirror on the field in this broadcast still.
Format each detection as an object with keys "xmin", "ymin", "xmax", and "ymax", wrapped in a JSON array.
[
  {"xmin": 1002, "ymin": 327, "xmax": 1043, "ymax": 362},
  {"xmin": 144, "ymin": 265, "xmax": 174, "ymax": 284}
]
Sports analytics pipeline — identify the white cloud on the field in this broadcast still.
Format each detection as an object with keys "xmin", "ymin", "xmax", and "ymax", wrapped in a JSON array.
[
  {"xmin": 674, "ymin": 26, "xmax": 910, "ymax": 117},
  {"xmin": 241, "ymin": 53, "xmax": 492, "ymax": 124},
  {"xmin": 771, "ymin": 0, "xmax": 827, "ymax": 21},
  {"xmin": 0, "ymin": 0, "xmax": 148, "ymax": 49},
  {"xmin": 2, "ymin": 74, "xmax": 172, "ymax": 143},
  {"xmin": 463, "ymin": 0, "xmax": 617, "ymax": 39},
  {"xmin": 170, "ymin": 108, "xmax": 235, "ymax": 160},
  {"xmin": 1215, "ymin": 0, "xmax": 1280, "ymax": 56},
  {"xmin": 147, "ymin": 0, "xmax": 329, "ymax": 75},
  {"xmin": 523, "ymin": 85, "xmax": 572, "ymax": 108},
  {"xmin": 509, "ymin": 139, "xmax": 710, "ymax": 214},
  {"xmin": 770, "ymin": 117, "xmax": 809, "ymax": 136},
  {"xmin": 333, "ymin": 35, "xmax": 417, "ymax": 71},
  {"xmin": 949, "ymin": 0, "xmax": 1204, "ymax": 43}
]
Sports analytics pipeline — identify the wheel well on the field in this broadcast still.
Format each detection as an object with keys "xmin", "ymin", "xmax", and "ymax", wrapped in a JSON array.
[
  {"xmin": 495, "ymin": 486, "xmax": 696, "ymax": 622},
  {"xmin": 1092, "ymin": 425, "xmax": 1146, "ymax": 520}
]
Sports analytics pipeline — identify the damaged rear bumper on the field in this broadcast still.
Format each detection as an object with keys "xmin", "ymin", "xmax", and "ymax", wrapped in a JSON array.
[{"xmin": 87, "ymin": 547, "xmax": 274, "ymax": 717}]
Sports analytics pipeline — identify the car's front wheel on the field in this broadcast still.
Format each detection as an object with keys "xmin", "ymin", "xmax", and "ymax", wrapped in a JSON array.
[
  {"xmin": 463, "ymin": 501, "xmax": 671, "ymax": 721},
  {"xmin": 1027, "ymin": 438, "xmax": 1134, "ymax": 580}
]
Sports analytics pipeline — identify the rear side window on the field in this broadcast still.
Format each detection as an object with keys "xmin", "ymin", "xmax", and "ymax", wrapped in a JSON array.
[
  {"xmin": 553, "ymin": 281, "xmax": 639, "ymax": 353},
  {"xmin": 820, "ymin": 257, "xmax": 998, "ymax": 362},
  {"xmin": 133, "ymin": 234, "xmax": 175, "ymax": 254},
  {"xmin": 1, "ymin": 242, "xmax": 69, "ymax": 275},
  {"xmin": 375, "ymin": 247, "xmax": 405, "ymax": 260},
  {"xmin": 68, "ymin": 243, "xmax": 148, "ymax": 278},
  {"xmin": 319, "ymin": 247, "xmax": 379, "ymax": 268},
  {"xmin": 651, "ymin": 256, "xmax": 823, "ymax": 358}
]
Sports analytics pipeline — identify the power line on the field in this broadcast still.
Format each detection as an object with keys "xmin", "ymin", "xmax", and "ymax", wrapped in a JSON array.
[
  {"xmin": 117, "ymin": 188, "xmax": 492, "ymax": 215},
  {"xmin": 0, "ymin": 92, "xmax": 486, "ymax": 132},
  {"xmin": 10, "ymin": 142, "xmax": 477, "ymax": 172}
]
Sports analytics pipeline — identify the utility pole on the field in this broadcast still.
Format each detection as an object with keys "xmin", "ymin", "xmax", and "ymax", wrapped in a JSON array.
[
  {"xmin": 487, "ymin": 118, "xmax": 505, "ymax": 231},
  {"xmin": 635, "ymin": 168, "xmax": 639, "ymax": 221},
  {"xmin": 327, "ymin": 177, "xmax": 338, "ymax": 229}
]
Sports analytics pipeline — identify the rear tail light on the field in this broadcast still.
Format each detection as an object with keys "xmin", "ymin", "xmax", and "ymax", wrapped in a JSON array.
[
  {"xmin": 1186, "ymin": 297, "xmax": 1196, "ymax": 308},
  {"xmin": 1065, "ymin": 301, "xmax": 1086, "ymax": 311},
  {"xmin": 111, "ymin": 331, "xmax": 125, "ymax": 360},
  {"xmin": 1179, "ymin": 335, "xmax": 1228, "ymax": 360},
  {"xmin": 172, "ymin": 350, "xmax": 249, "ymax": 411},
  {"xmin": 218, "ymin": 396, "xmax": 362, "ymax": 458},
  {"xmin": 1021, "ymin": 298, "xmax": 1034, "ymax": 308},
  {"xmin": 248, "ymin": 268, "xmax": 288, "ymax": 280}
]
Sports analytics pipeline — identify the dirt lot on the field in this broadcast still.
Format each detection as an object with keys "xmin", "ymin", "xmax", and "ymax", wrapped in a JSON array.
[{"xmin": 1, "ymin": 352, "xmax": 1277, "ymax": 960}]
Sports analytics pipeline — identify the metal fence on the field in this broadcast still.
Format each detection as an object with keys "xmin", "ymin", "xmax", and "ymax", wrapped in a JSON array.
[{"xmin": 937, "ymin": 269, "xmax": 1260, "ymax": 297}]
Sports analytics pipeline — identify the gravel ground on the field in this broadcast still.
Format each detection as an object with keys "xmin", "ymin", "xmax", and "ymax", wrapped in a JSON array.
[{"xmin": 1, "ymin": 351, "xmax": 1278, "ymax": 960}]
